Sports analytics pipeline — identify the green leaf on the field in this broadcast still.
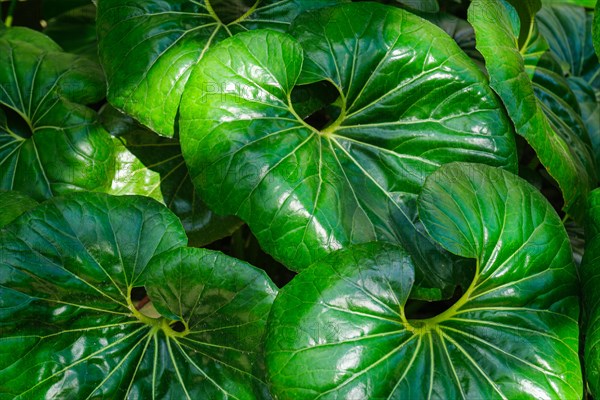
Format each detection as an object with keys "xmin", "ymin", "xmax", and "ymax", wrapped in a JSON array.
[
  {"xmin": 100, "ymin": 105, "xmax": 242, "ymax": 247},
  {"xmin": 0, "ymin": 192, "xmax": 277, "ymax": 399},
  {"xmin": 0, "ymin": 190, "xmax": 37, "ymax": 227},
  {"xmin": 265, "ymin": 163, "xmax": 581, "ymax": 399},
  {"xmin": 469, "ymin": 0, "xmax": 596, "ymax": 221},
  {"xmin": 0, "ymin": 27, "xmax": 114, "ymax": 201},
  {"xmin": 536, "ymin": 5, "xmax": 600, "ymax": 90},
  {"xmin": 542, "ymin": 0, "xmax": 597, "ymax": 7},
  {"xmin": 594, "ymin": 1, "xmax": 600, "ymax": 59},
  {"xmin": 423, "ymin": 13, "xmax": 483, "ymax": 66},
  {"xmin": 505, "ymin": 0, "xmax": 542, "ymax": 49},
  {"xmin": 535, "ymin": 4, "xmax": 600, "ymax": 171},
  {"xmin": 394, "ymin": 0, "xmax": 440, "ymax": 13},
  {"xmin": 96, "ymin": 0, "xmax": 348, "ymax": 137},
  {"xmin": 568, "ymin": 77, "xmax": 600, "ymax": 172},
  {"xmin": 180, "ymin": 4, "xmax": 517, "ymax": 298},
  {"xmin": 44, "ymin": 4, "xmax": 98, "ymax": 60},
  {"xmin": 583, "ymin": 188, "xmax": 600, "ymax": 398}
]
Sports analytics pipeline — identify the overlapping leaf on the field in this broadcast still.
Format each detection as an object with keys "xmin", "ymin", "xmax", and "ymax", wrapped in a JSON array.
[
  {"xmin": 44, "ymin": 4, "xmax": 98, "ymax": 60},
  {"xmin": 0, "ymin": 190, "xmax": 37, "ymax": 227},
  {"xmin": 180, "ymin": 4, "xmax": 517, "ymax": 299},
  {"xmin": 96, "ymin": 0, "xmax": 348, "ymax": 137},
  {"xmin": 101, "ymin": 105, "xmax": 241, "ymax": 247},
  {"xmin": 469, "ymin": 0, "xmax": 597, "ymax": 220},
  {"xmin": 536, "ymin": 4, "xmax": 600, "ymax": 172},
  {"xmin": 265, "ymin": 163, "xmax": 581, "ymax": 399},
  {"xmin": 0, "ymin": 27, "xmax": 114, "ymax": 201},
  {"xmin": 0, "ymin": 192, "xmax": 277, "ymax": 399}
]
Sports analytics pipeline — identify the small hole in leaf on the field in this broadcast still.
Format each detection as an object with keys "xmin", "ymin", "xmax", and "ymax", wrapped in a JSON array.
[
  {"xmin": 2, "ymin": 106, "xmax": 33, "ymax": 139},
  {"xmin": 170, "ymin": 320, "xmax": 186, "ymax": 333},
  {"xmin": 290, "ymin": 81, "xmax": 342, "ymax": 131},
  {"xmin": 404, "ymin": 285, "xmax": 466, "ymax": 320},
  {"xmin": 404, "ymin": 260, "xmax": 476, "ymax": 321},
  {"xmin": 210, "ymin": 0, "xmax": 257, "ymax": 24},
  {"xmin": 130, "ymin": 286, "xmax": 147, "ymax": 302}
]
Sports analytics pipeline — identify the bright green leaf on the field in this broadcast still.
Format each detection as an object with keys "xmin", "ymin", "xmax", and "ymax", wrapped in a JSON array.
[
  {"xmin": 0, "ymin": 192, "xmax": 277, "ymax": 399},
  {"xmin": 0, "ymin": 27, "xmax": 114, "ymax": 201},
  {"xmin": 180, "ymin": 4, "xmax": 517, "ymax": 299},
  {"xmin": 542, "ymin": 0, "xmax": 597, "ymax": 8},
  {"xmin": 594, "ymin": 1, "xmax": 600, "ymax": 58},
  {"xmin": 0, "ymin": 190, "xmax": 37, "ymax": 227},
  {"xmin": 265, "ymin": 163, "xmax": 581, "ymax": 399},
  {"xmin": 469, "ymin": 0, "xmax": 596, "ymax": 221},
  {"xmin": 583, "ymin": 189, "xmax": 600, "ymax": 398},
  {"xmin": 96, "ymin": 0, "xmax": 348, "ymax": 137},
  {"xmin": 100, "ymin": 104, "xmax": 242, "ymax": 247}
]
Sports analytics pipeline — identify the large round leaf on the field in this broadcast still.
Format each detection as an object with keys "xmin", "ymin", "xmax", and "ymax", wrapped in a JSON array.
[
  {"xmin": 101, "ymin": 105, "xmax": 242, "ymax": 247},
  {"xmin": 0, "ymin": 192, "xmax": 277, "ymax": 399},
  {"xmin": 265, "ymin": 163, "xmax": 581, "ymax": 399},
  {"xmin": 96, "ymin": 0, "xmax": 348, "ymax": 137},
  {"xmin": 0, "ymin": 27, "xmax": 114, "ymax": 201},
  {"xmin": 583, "ymin": 188, "xmax": 600, "ymax": 397},
  {"xmin": 469, "ymin": 0, "xmax": 597, "ymax": 220},
  {"xmin": 180, "ymin": 4, "xmax": 517, "ymax": 298}
]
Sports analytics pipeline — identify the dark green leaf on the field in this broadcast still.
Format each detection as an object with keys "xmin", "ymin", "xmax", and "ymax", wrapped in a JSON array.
[
  {"xmin": 536, "ymin": 5, "xmax": 600, "ymax": 90},
  {"xmin": 0, "ymin": 27, "xmax": 114, "ymax": 201},
  {"xmin": 44, "ymin": 4, "xmax": 98, "ymax": 60},
  {"xmin": 583, "ymin": 188, "xmax": 600, "ymax": 398},
  {"xmin": 0, "ymin": 190, "xmax": 37, "ymax": 227},
  {"xmin": 265, "ymin": 163, "xmax": 581, "ymax": 399},
  {"xmin": 100, "ymin": 105, "xmax": 242, "ymax": 247},
  {"xmin": 469, "ymin": 0, "xmax": 596, "ymax": 220},
  {"xmin": 0, "ymin": 192, "xmax": 277, "ymax": 399},
  {"xmin": 180, "ymin": 4, "xmax": 517, "ymax": 299},
  {"xmin": 96, "ymin": 0, "xmax": 348, "ymax": 137},
  {"xmin": 505, "ymin": 0, "xmax": 542, "ymax": 49},
  {"xmin": 423, "ymin": 13, "xmax": 483, "ymax": 66},
  {"xmin": 535, "ymin": 4, "xmax": 600, "ymax": 171},
  {"xmin": 42, "ymin": 0, "xmax": 93, "ymax": 19}
]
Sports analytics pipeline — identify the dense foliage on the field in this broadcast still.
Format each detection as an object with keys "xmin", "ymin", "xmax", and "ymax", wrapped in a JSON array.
[{"xmin": 0, "ymin": 0, "xmax": 599, "ymax": 398}]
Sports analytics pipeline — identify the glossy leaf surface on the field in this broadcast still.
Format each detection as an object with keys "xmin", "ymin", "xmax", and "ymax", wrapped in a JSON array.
[
  {"xmin": 96, "ymin": 0, "xmax": 347, "ymax": 137},
  {"xmin": 180, "ymin": 4, "xmax": 517, "ymax": 299},
  {"xmin": 0, "ymin": 192, "xmax": 277, "ymax": 399},
  {"xmin": 265, "ymin": 163, "xmax": 581, "ymax": 399},
  {"xmin": 0, "ymin": 190, "xmax": 37, "ymax": 227},
  {"xmin": 469, "ymin": 0, "xmax": 596, "ymax": 220},
  {"xmin": 101, "ymin": 105, "xmax": 241, "ymax": 247},
  {"xmin": 0, "ymin": 27, "xmax": 114, "ymax": 201},
  {"xmin": 583, "ymin": 188, "xmax": 600, "ymax": 398}
]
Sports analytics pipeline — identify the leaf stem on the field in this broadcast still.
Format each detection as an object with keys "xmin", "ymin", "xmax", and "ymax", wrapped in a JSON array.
[{"xmin": 5, "ymin": 0, "xmax": 17, "ymax": 28}]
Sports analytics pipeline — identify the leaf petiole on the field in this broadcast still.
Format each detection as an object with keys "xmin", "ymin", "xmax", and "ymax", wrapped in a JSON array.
[{"xmin": 5, "ymin": 0, "xmax": 17, "ymax": 28}]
